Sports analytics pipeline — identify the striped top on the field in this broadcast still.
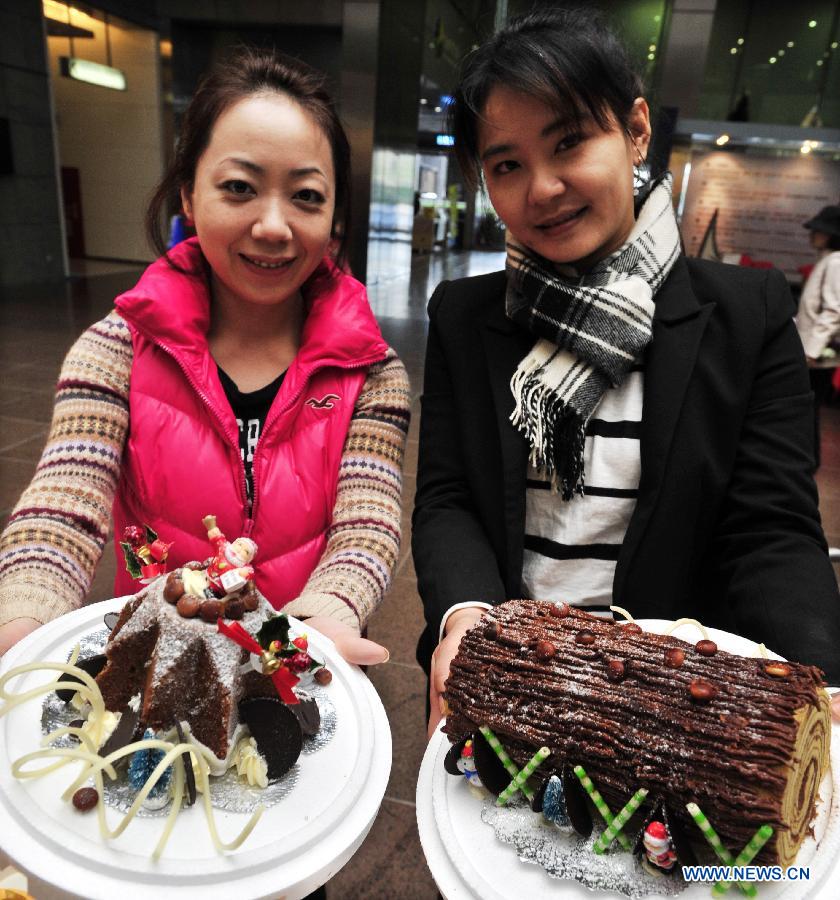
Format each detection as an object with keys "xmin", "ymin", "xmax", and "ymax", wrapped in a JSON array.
[
  {"xmin": 521, "ymin": 363, "xmax": 643, "ymax": 615},
  {"xmin": 0, "ymin": 311, "xmax": 410, "ymax": 633}
]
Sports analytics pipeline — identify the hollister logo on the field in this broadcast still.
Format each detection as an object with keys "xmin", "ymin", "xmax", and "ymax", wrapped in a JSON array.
[{"xmin": 306, "ymin": 393, "xmax": 340, "ymax": 409}]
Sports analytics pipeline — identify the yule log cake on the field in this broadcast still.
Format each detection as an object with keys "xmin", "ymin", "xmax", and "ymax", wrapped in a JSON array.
[{"xmin": 443, "ymin": 599, "xmax": 831, "ymax": 867}]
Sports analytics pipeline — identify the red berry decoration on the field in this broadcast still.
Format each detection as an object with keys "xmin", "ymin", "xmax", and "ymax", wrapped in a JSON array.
[
  {"xmin": 664, "ymin": 647, "xmax": 686, "ymax": 669},
  {"xmin": 122, "ymin": 525, "xmax": 145, "ymax": 547},
  {"xmin": 292, "ymin": 636, "xmax": 309, "ymax": 651},
  {"xmin": 72, "ymin": 787, "xmax": 99, "ymax": 812},
  {"xmin": 575, "ymin": 630, "xmax": 596, "ymax": 646},
  {"xmin": 288, "ymin": 652, "xmax": 312, "ymax": 673},
  {"xmin": 696, "ymin": 639, "xmax": 718, "ymax": 657}
]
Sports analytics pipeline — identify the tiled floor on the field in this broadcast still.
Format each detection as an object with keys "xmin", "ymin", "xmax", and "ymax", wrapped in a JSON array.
[{"xmin": 1, "ymin": 240, "xmax": 839, "ymax": 899}]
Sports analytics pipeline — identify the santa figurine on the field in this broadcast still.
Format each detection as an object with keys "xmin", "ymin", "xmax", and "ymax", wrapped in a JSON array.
[
  {"xmin": 642, "ymin": 820, "xmax": 677, "ymax": 873},
  {"xmin": 202, "ymin": 514, "xmax": 258, "ymax": 596},
  {"xmin": 456, "ymin": 739, "xmax": 484, "ymax": 792}
]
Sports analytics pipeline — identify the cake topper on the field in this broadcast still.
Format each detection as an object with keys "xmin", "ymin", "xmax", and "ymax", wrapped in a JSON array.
[
  {"xmin": 120, "ymin": 524, "xmax": 173, "ymax": 582},
  {"xmin": 202, "ymin": 514, "xmax": 257, "ymax": 596}
]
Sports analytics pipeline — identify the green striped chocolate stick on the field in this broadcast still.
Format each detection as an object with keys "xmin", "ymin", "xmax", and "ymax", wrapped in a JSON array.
[
  {"xmin": 496, "ymin": 746, "xmax": 550, "ymax": 806},
  {"xmin": 593, "ymin": 787, "xmax": 649, "ymax": 853},
  {"xmin": 573, "ymin": 765, "xmax": 632, "ymax": 851},
  {"xmin": 478, "ymin": 725, "xmax": 535, "ymax": 801},
  {"xmin": 686, "ymin": 802, "xmax": 756, "ymax": 898},
  {"xmin": 712, "ymin": 825, "xmax": 773, "ymax": 896}
]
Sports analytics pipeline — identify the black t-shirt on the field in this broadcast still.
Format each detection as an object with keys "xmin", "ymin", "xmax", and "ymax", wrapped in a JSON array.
[{"xmin": 217, "ymin": 365, "xmax": 286, "ymax": 503}]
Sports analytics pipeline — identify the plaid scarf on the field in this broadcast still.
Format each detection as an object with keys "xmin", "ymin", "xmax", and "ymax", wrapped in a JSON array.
[{"xmin": 506, "ymin": 173, "xmax": 680, "ymax": 499}]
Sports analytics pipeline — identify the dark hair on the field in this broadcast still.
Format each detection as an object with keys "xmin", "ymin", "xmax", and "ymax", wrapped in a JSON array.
[
  {"xmin": 451, "ymin": 8, "xmax": 644, "ymax": 189},
  {"xmin": 146, "ymin": 47, "xmax": 352, "ymax": 269},
  {"xmin": 828, "ymin": 234, "xmax": 840, "ymax": 251}
]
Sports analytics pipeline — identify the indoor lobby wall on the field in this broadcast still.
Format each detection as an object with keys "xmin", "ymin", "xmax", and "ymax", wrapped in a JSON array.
[
  {"xmin": 45, "ymin": 3, "xmax": 163, "ymax": 263},
  {"xmin": 0, "ymin": 0, "xmax": 65, "ymax": 286}
]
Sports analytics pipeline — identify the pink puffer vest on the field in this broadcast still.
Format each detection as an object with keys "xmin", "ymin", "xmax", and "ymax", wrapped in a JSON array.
[{"xmin": 111, "ymin": 239, "xmax": 388, "ymax": 607}]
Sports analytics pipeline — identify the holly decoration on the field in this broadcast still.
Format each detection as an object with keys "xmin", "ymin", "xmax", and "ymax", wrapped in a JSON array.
[
  {"xmin": 254, "ymin": 614, "xmax": 325, "ymax": 680},
  {"xmin": 120, "ymin": 524, "xmax": 172, "ymax": 580}
]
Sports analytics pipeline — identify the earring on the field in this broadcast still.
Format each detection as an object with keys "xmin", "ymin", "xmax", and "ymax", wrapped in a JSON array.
[{"xmin": 633, "ymin": 155, "xmax": 651, "ymax": 197}]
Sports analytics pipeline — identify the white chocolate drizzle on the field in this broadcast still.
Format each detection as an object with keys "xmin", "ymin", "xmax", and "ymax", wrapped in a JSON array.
[
  {"xmin": 663, "ymin": 617, "xmax": 710, "ymax": 640},
  {"xmin": 0, "ymin": 655, "xmax": 263, "ymax": 859}
]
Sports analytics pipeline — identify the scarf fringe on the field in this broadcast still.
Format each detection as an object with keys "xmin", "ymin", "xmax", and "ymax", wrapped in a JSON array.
[
  {"xmin": 506, "ymin": 174, "xmax": 680, "ymax": 498},
  {"xmin": 510, "ymin": 368, "xmax": 586, "ymax": 500}
]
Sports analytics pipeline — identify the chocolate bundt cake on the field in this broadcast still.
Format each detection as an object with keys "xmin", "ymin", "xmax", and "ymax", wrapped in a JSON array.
[
  {"xmin": 443, "ymin": 599, "xmax": 831, "ymax": 867},
  {"xmin": 96, "ymin": 571, "xmax": 273, "ymax": 767}
]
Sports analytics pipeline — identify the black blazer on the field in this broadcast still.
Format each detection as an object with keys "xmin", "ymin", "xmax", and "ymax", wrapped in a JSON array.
[{"xmin": 412, "ymin": 257, "xmax": 840, "ymax": 681}]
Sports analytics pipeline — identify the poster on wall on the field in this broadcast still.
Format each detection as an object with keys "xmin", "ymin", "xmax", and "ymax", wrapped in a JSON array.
[{"xmin": 680, "ymin": 150, "xmax": 840, "ymax": 280}]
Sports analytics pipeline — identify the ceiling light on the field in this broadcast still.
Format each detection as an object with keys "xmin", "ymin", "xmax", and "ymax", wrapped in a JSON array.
[
  {"xmin": 769, "ymin": 56, "xmax": 777, "ymax": 63},
  {"xmin": 787, "ymin": 41, "xmax": 794, "ymax": 48},
  {"xmin": 737, "ymin": 38, "xmax": 745, "ymax": 45},
  {"xmin": 809, "ymin": 20, "xmax": 817, "ymax": 28},
  {"xmin": 59, "ymin": 56, "xmax": 126, "ymax": 90},
  {"xmin": 730, "ymin": 48, "xmax": 738, "ymax": 55},
  {"xmin": 801, "ymin": 144, "xmax": 812, "ymax": 154},
  {"xmin": 715, "ymin": 134, "xmax": 730, "ymax": 146},
  {"xmin": 420, "ymin": 98, "xmax": 428, "ymax": 105}
]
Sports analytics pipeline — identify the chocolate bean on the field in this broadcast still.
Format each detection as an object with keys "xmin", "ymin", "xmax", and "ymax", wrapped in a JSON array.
[
  {"xmin": 176, "ymin": 594, "xmax": 201, "ymax": 618},
  {"xmin": 224, "ymin": 598, "xmax": 246, "ymax": 620},
  {"xmin": 696, "ymin": 639, "xmax": 718, "ymax": 657},
  {"xmin": 484, "ymin": 620, "xmax": 502, "ymax": 640},
  {"xmin": 314, "ymin": 668, "xmax": 333, "ymax": 685},
  {"xmin": 689, "ymin": 678, "xmax": 717, "ymax": 704},
  {"xmin": 163, "ymin": 573, "xmax": 185, "ymax": 603},
  {"xmin": 72, "ymin": 787, "xmax": 99, "ymax": 812},
  {"xmin": 200, "ymin": 599, "xmax": 223, "ymax": 622},
  {"xmin": 575, "ymin": 630, "xmax": 596, "ymax": 647},
  {"xmin": 764, "ymin": 661, "xmax": 792, "ymax": 678},
  {"xmin": 664, "ymin": 647, "xmax": 686, "ymax": 668},
  {"xmin": 549, "ymin": 602, "xmax": 570, "ymax": 618},
  {"xmin": 535, "ymin": 640, "xmax": 556, "ymax": 661},
  {"xmin": 621, "ymin": 623, "xmax": 643, "ymax": 634},
  {"xmin": 243, "ymin": 589, "xmax": 259, "ymax": 611},
  {"xmin": 606, "ymin": 659, "xmax": 626, "ymax": 681}
]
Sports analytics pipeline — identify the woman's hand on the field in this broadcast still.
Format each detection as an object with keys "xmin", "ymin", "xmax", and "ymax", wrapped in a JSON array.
[
  {"xmin": 0, "ymin": 618, "xmax": 41, "ymax": 657},
  {"xmin": 303, "ymin": 616, "xmax": 389, "ymax": 666},
  {"xmin": 831, "ymin": 692, "xmax": 840, "ymax": 723},
  {"xmin": 427, "ymin": 606, "xmax": 486, "ymax": 741}
]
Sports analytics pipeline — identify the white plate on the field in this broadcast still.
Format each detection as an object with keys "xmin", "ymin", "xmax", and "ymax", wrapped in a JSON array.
[
  {"xmin": 0, "ymin": 597, "xmax": 392, "ymax": 900},
  {"xmin": 417, "ymin": 619, "xmax": 840, "ymax": 900}
]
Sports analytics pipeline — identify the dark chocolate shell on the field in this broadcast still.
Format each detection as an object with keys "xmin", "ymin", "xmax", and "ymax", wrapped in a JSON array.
[
  {"xmin": 291, "ymin": 695, "xmax": 321, "ymax": 737},
  {"xmin": 563, "ymin": 765, "xmax": 593, "ymax": 837},
  {"xmin": 531, "ymin": 774, "xmax": 551, "ymax": 812},
  {"xmin": 238, "ymin": 696, "xmax": 303, "ymax": 780},
  {"xmin": 99, "ymin": 703, "xmax": 141, "ymax": 758},
  {"xmin": 444, "ymin": 735, "xmax": 469, "ymax": 776},
  {"xmin": 472, "ymin": 729, "xmax": 513, "ymax": 796},
  {"xmin": 174, "ymin": 720, "xmax": 196, "ymax": 806},
  {"xmin": 56, "ymin": 653, "xmax": 107, "ymax": 702}
]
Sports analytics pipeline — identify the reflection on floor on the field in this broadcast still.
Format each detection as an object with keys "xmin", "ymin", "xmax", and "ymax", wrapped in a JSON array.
[{"xmin": 0, "ymin": 240, "xmax": 839, "ymax": 898}]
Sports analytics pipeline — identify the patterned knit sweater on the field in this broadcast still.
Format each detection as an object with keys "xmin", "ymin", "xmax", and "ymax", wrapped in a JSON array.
[{"xmin": 0, "ymin": 311, "xmax": 410, "ymax": 632}]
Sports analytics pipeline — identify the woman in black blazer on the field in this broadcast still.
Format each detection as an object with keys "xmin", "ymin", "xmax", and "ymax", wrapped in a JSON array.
[{"xmin": 412, "ymin": 9, "xmax": 840, "ymax": 736}]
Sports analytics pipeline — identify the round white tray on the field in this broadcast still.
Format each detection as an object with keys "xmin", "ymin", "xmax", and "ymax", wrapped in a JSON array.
[
  {"xmin": 0, "ymin": 597, "xmax": 392, "ymax": 900},
  {"xmin": 417, "ymin": 619, "xmax": 840, "ymax": 900}
]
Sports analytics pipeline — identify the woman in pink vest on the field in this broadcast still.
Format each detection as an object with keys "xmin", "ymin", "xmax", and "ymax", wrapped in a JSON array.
[{"xmin": 0, "ymin": 49, "xmax": 410, "ymax": 662}]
